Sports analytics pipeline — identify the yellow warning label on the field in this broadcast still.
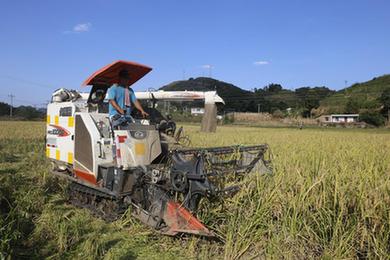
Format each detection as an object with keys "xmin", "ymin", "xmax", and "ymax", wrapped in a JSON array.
[
  {"xmin": 55, "ymin": 115, "xmax": 59, "ymax": 125},
  {"xmin": 56, "ymin": 150, "xmax": 60, "ymax": 160},
  {"xmin": 135, "ymin": 143, "xmax": 145, "ymax": 155},
  {"xmin": 46, "ymin": 147, "xmax": 50, "ymax": 157},
  {"xmin": 67, "ymin": 152, "xmax": 73, "ymax": 164},
  {"xmin": 68, "ymin": 117, "xmax": 74, "ymax": 127},
  {"xmin": 46, "ymin": 115, "xmax": 50, "ymax": 124}
]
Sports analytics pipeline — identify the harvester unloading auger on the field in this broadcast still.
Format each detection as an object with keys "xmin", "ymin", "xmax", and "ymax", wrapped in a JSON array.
[{"xmin": 46, "ymin": 60, "xmax": 271, "ymax": 237}]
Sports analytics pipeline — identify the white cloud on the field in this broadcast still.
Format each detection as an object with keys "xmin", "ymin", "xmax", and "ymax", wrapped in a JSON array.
[
  {"xmin": 201, "ymin": 64, "xmax": 213, "ymax": 69},
  {"xmin": 63, "ymin": 23, "xmax": 92, "ymax": 34},
  {"xmin": 73, "ymin": 23, "xmax": 91, "ymax": 32},
  {"xmin": 253, "ymin": 61, "xmax": 269, "ymax": 66}
]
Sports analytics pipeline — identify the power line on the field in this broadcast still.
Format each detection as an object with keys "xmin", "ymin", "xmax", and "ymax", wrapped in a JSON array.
[
  {"xmin": 0, "ymin": 94, "xmax": 48, "ymax": 107},
  {"xmin": 0, "ymin": 75, "xmax": 55, "ymax": 90}
]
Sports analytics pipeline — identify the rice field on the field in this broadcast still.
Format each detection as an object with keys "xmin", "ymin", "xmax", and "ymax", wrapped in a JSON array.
[{"xmin": 1, "ymin": 121, "xmax": 390, "ymax": 259}]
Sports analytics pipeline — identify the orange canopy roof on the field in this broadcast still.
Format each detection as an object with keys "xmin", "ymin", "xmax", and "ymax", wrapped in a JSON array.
[{"xmin": 82, "ymin": 60, "xmax": 152, "ymax": 87}]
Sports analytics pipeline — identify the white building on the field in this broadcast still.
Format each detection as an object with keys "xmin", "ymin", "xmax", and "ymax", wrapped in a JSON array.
[
  {"xmin": 191, "ymin": 107, "xmax": 205, "ymax": 116},
  {"xmin": 321, "ymin": 114, "xmax": 359, "ymax": 123}
]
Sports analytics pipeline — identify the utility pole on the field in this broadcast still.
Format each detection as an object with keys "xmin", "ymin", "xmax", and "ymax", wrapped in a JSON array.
[
  {"xmin": 8, "ymin": 94, "xmax": 15, "ymax": 117},
  {"xmin": 257, "ymin": 104, "xmax": 261, "ymax": 113}
]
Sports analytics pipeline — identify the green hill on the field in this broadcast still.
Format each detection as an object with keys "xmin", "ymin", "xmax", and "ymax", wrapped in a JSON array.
[
  {"xmin": 160, "ymin": 77, "xmax": 251, "ymax": 97},
  {"xmin": 160, "ymin": 77, "xmax": 334, "ymax": 113},
  {"xmin": 160, "ymin": 77, "xmax": 254, "ymax": 111},
  {"xmin": 318, "ymin": 74, "xmax": 390, "ymax": 114},
  {"xmin": 159, "ymin": 75, "xmax": 390, "ymax": 116}
]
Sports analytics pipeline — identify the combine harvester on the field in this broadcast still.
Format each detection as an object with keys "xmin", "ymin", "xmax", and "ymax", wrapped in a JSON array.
[{"xmin": 46, "ymin": 60, "xmax": 271, "ymax": 237}]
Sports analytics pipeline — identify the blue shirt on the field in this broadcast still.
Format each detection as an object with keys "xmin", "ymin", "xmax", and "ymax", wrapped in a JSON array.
[{"xmin": 107, "ymin": 84, "xmax": 137, "ymax": 117}]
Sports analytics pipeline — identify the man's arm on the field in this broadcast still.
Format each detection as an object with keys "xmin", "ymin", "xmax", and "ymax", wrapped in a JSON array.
[
  {"xmin": 134, "ymin": 100, "xmax": 149, "ymax": 117},
  {"xmin": 129, "ymin": 89, "xmax": 148, "ymax": 117},
  {"xmin": 109, "ymin": 99, "xmax": 125, "ymax": 115}
]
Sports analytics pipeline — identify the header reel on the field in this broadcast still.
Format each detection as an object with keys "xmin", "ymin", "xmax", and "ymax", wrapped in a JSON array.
[
  {"xmin": 139, "ymin": 144, "xmax": 272, "ymax": 237},
  {"xmin": 167, "ymin": 144, "xmax": 272, "ymax": 212}
]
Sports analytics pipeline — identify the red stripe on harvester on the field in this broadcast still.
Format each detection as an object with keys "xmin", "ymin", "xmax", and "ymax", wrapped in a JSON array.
[
  {"xmin": 118, "ymin": 135, "xmax": 127, "ymax": 143},
  {"xmin": 74, "ymin": 169, "xmax": 97, "ymax": 185}
]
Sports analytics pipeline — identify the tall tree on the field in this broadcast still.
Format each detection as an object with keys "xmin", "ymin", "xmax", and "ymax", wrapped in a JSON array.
[
  {"xmin": 379, "ymin": 88, "xmax": 390, "ymax": 121},
  {"xmin": 0, "ymin": 102, "xmax": 10, "ymax": 116}
]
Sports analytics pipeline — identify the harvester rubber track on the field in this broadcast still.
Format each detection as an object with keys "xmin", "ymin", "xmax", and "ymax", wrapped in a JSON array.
[{"xmin": 67, "ymin": 182, "xmax": 123, "ymax": 222}]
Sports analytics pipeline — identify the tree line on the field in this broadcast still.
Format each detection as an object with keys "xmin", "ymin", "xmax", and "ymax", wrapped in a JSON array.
[
  {"xmin": 0, "ymin": 102, "xmax": 45, "ymax": 120},
  {"xmin": 223, "ymin": 83, "xmax": 335, "ymax": 117}
]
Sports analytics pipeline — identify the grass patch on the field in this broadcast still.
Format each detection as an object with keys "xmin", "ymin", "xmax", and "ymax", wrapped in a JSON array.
[{"xmin": 1, "ymin": 121, "xmax": 390, "ymax": 258}]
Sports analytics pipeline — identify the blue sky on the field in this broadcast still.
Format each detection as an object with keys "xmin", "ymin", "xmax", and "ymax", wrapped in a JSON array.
[{"xmin": 0, "ymin": 0, "xmax": 389, "ymax": 107}]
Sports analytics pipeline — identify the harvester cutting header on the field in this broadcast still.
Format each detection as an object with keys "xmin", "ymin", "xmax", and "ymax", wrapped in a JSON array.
[{"xmin": 46, "ymin": 60, "xmax": 271, "ymax": 237}]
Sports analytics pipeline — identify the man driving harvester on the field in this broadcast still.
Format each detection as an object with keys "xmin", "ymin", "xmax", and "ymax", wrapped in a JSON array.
[{"xmin": 107, "ymin": 69, "xmax": 149, "ymax": 128}]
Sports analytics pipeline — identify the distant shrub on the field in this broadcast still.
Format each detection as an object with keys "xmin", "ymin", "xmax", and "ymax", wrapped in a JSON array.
[
  {"xmin": 359, "ymin": 111, "xmax": 385, "ymax": 127},
  {"xmin": 345, "ymin": 98, "xmax": 361, "ymax": 114},
  {"xmin": 272, "ymin": 109, "xmax": 284, "ymax": 118},
  {"xmin": 223, "ymin": 114, "xmax": 235, "ymax": 124}
]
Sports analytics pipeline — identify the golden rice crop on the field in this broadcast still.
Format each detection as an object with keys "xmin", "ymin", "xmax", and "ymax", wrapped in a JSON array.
[{"xmin": 1, "ymin": 121, "xmax": 390, "ymax": 259}]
